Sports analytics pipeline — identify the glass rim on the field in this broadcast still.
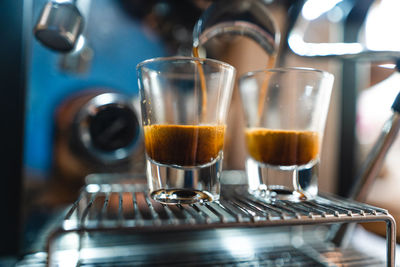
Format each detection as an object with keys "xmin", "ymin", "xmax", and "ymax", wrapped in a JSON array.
[
  {"xmin": 136, "ymin": 56, "xmax": 236, "ymax": 72},
  {"xmin": 239, "ymin": 67, "xmax": 333, "ymax": 82}
]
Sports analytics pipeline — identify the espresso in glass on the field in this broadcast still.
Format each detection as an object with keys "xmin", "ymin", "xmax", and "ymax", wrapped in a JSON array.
[
  {"xmin": 244, "ymin": 128, "xmax": 321, "ymax": 200},
  {"xmin": 239, "ymin": 68, "xmax": 334, "ymax": 201},
  {"xmin": 137, "ymin": 57, "xmax": 235, "ymax": 204},
  {"xmin": 245, "ymin": 128, "xmax": 319, "ymax": 166},
  {"xmin": 144, "ymin": 124, "xmax": 225, "ymax": 167},
  {"xmin": 143, "ymin": 124, "xmax": 226, "ymax": 203}
]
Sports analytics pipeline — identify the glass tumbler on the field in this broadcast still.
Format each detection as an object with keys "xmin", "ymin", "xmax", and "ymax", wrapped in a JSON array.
[
  {"xmin": 137, "ymin": 57, "xmax": 235, "ymax": 204},
  {"xmin": 239, "ymin": 67, "xmax": 334, "ymax": 201}
]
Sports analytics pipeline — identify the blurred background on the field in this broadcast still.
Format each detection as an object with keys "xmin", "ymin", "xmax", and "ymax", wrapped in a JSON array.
[{"xmin": 1, "ymin": 0, "xmax": 400, "ymax": 263}]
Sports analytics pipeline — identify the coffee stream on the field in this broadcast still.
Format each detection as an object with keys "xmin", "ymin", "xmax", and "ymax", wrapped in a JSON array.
[
  {"xmin": 192, "ymin": 46, "xmax": 208, "ymax": 123},
  {"xmin": 143, "ymin": 47, "xmax": 224, "ymax": 167},
  {"xmin": 193, "ymin": 45, "xmax": 277, "ymax": 126},
  {"xmin": 257, "ymin": 55, "xmax": 277, "ymax": 126}
]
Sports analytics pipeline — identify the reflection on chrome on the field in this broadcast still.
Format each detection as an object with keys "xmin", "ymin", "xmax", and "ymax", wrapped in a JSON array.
[
  {"xmin": 301, "ymin": 0, "xmax": 343, "ymax": 21},
  {"xmin": 288, "ymin": 0, "xmax": 400, "ymax": 59},
  {"xmin": 85, "ymin": 183, "xmax": 101, "ymax": 193},
  {"xmin": 219, "ymin": 232, "xmax": 255, "ymax": 258}
]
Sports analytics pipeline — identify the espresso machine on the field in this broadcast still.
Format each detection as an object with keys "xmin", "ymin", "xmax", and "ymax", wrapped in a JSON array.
[
  {"xmin": 1, "ymin": 0, "xmax": 400, "ymax": 266},
  {"xmin": 0, "ymin": 0, "xmax": 205, "ymax": 260}
]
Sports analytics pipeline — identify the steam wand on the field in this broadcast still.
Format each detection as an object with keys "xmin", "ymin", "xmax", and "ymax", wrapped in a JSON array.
[
  {"xmin": 330, "ymin": 62, "xmax": 400, "ymax": 247},
  {"xmin": 350, "ymin": 94, "xmax": 400, "ymax": 203}
]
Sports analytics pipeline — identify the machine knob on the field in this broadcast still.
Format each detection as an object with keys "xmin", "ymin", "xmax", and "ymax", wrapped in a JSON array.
[
  {"xmin": 74, "ymin": 92, "xmax": 141, "ymax": 164},
  {"xmin": 34, "ymin": 2, "xmax": 83, "ymax": 52}
]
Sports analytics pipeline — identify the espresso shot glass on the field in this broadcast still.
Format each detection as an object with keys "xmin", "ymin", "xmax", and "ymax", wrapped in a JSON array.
[
  {"xmin": 137, "ymin": 57, "xmax": 235, "ymax": 204},
  {"xmin": 239, "ymin": 67, "xmax": 334, "ymax": 201}
]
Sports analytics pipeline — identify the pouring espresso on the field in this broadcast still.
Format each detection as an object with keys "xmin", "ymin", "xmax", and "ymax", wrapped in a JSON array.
[{"xmin": 192, "ymin": 0, "xmax": 281, "ymax": 125}]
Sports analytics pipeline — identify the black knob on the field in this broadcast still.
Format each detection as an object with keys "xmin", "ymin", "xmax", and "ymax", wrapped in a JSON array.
[
  {"xmin": 89, "ymin": 105, "xmax": 139, "ymax": 152},
  {"xmin": 75, "ymin": 92, "xmax": 140, "ymax": 164}
]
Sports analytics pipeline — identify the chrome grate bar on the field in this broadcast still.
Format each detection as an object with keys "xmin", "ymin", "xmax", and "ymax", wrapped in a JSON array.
[
  {"xmin": 192, "ymin": 203, "xmax": 218, "ymax": 223},
  {"xmin": 99, "ymin": 192, "xmax": 109, "ymax": 225},
  {"xmin": 131, "ymin": 192, "xmax": 143, "ymax": 225},
  {"xmin": 243, "ymin": 197, "xmax": 288, "ymax": 219},
  {"xmin": 165, "ymin": 204, "xmax": 185, "ymax": 224},
  {"xmin": 311, "ymin": 201, "xmax": 351, "ymax": 216},
  {"xmin": 181, "ymin": 203, "xmax": 208, "ymax": 224},
  {"xmin": 322, "ymin": 194, "xmax": 388, "ymax": 214},
  {"xmin": 176, "ymin": 204, "xmax": 196, "ymax": 224},
  {"xmin": 280, "ymin": 202, "xmax": 316, "ymax": 218},
  {"xmin": 117, "ymin": 192, "xmax": 123, "ymax": 224},
  {"xmin": 217, "ymin": 200, "xmax": 248, "ymax": 222},
  {"xmin": 80, "ymin": 193, "xmax": 97, "ymax": 227},
  {"xmin": 269, "ymin": 202, "xmax": 303, "ymax": 219},
  {"xmin": 204, "ymin": 202, "xmax": 230, "ymax": 223},
  {"xmin": 143, "ymin": 193, "xmax": 161, "ymax": 224},
  {"xmin": 64, "ymin": 190, "xmax": 84, "ymax": 221},
  {"xmin": 231, "ymin": 196, "xmax": 271, "ymax": 220},
  {"xmin": 223, "ymin": 198, "xmax": 258, "ymax": 221},
  {"xmin": 296, "ymin": 201, "xmax": 332, "ymax": 217}
]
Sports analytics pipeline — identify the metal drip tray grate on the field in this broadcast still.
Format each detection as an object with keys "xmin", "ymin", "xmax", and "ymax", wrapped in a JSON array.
[
  {"xmin": 63, "ymin": 184, "xmax": 391, "ymax": 229},
  {"xmin": 45, "ymin": 174, "xmax": 396, "ymax": 266}
]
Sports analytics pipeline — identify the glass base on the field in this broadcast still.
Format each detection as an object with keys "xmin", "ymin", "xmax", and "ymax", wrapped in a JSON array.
[
  {"xmin": 246, "ymin": 158, "xmax": 318, "ymax": 202},
  {"xmin": 146, "ymin": 156, "xmax": 222, "ymax": 204},
  {"xmin": 151, "ymin": 189, "xmax": 214, "ymax": 204}
]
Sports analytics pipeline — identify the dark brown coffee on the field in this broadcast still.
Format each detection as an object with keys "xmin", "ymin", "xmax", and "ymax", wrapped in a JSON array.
[
  {"xmin": 144, "ymin": 124, "xmax": 225, "ymax": 166},
  {"xmin": 192, "ymin": 46, "xmax": 208, "ymax": 122},
  {"xmin": 245, "ymin": 128, "xmax": 319, "ymax": 166}
]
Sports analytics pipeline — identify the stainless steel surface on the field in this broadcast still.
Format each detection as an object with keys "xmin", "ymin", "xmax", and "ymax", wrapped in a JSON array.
[
  {"xmin": 21, "ymin": 244, "xmax": 386, "ymax": 266},
  {"xmin": 34, "ymin": 2, "xmax": 83, "ymax": 52},
  {"xmin": 287, "ymin": 1, "xmax": 400, "ymax": 60},
  {"xmin": 45, "ymin": 173, "xmax": 396, "ymax": 266},
  {"xmin": 288, "ymin": 34, "xmax": 400, "ymax": 60}
]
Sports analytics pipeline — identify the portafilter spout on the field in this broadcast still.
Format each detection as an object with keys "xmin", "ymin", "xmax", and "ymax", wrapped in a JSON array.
[{"xmin": 192, "ymin": 0, "xmax": 280, "ymax": 58}]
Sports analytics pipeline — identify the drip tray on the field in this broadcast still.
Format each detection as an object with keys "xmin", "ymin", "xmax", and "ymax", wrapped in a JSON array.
[{"xmin": 38, "ymin": 172, "xmax": 395, "ymax": 266}]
